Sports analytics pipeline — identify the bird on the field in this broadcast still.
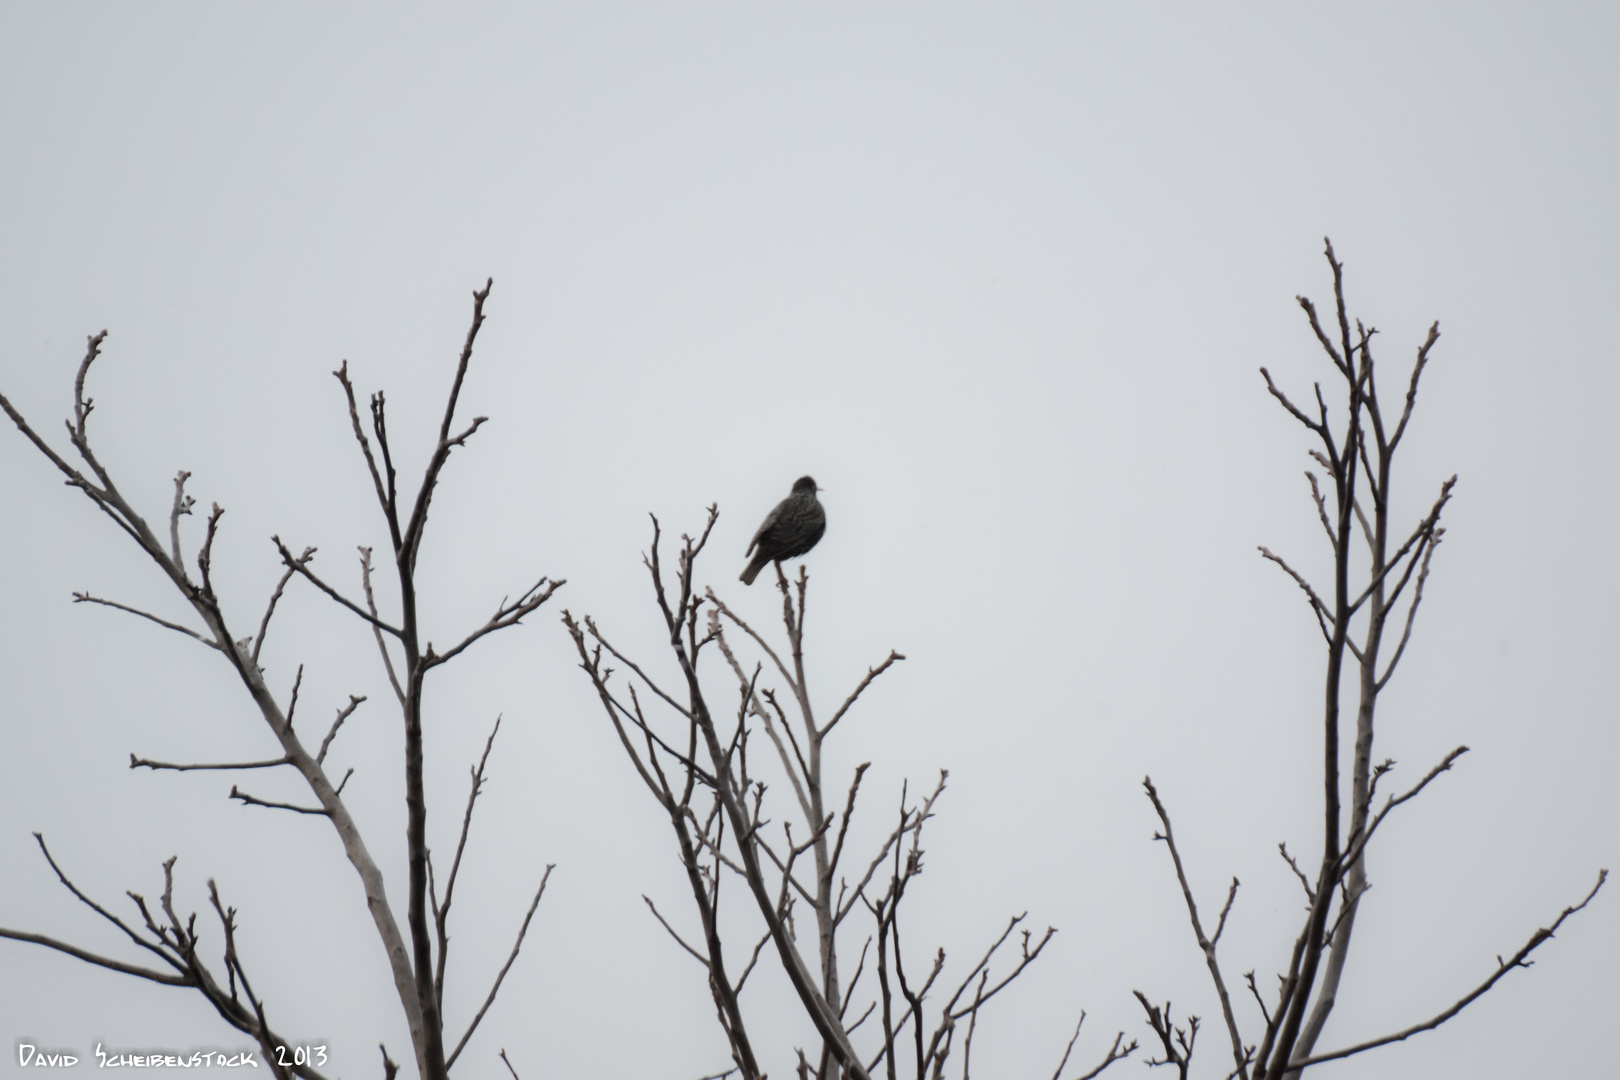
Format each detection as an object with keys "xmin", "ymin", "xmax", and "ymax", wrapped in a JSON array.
[{"xmin": 740, "ymin": 476, "xmax": 826, "ymax": 585}]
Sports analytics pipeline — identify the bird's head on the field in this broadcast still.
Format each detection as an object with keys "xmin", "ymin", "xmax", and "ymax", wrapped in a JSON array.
[{"xmin": 793, "ymin": 476, "xmax": 822, "ymax": 495}]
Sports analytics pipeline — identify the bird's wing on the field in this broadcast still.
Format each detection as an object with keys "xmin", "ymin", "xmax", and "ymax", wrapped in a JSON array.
[{"xmin": 745, "ymin": 499, "xmax": 787, "ymax": 556}]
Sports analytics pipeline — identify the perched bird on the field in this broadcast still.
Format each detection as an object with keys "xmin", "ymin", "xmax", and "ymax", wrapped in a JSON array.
[{"xmin": 740, "ymin": 476, "xmax": 826, "ymax": 585}]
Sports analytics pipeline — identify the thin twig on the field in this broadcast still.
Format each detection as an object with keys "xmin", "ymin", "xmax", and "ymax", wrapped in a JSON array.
[
  {"xmin": 445, "ymin": 865, "xmax": 556, "ymax": 1068},
  {"xmin": 435, "ymin": 715, "xmax": 503, "ymax": 1013},
  {"xmin": 822, "ymin": 651, "xmax": 906, "ymax": 737},
  {"xmin": 229, "ymin": 787, "xmax": 329, "ymax": 816},
  {"xmin": 316, "ymin": 696, "xmax": 367, "ymax": 765},
  {"xmin": 1142, "ymin": 777, "xmax": 1246, "ymax": 1075},
  {"xmin": 358, "ymin": 547, "xmax": 406, "ymax": 705},
  {"xmin": 423, "ymin": 578, "xmax": 562, "ymax": 671},
  {"xmin": 71, "ymin": 592, "xmax": 217, "ymax": 649},
  {"xmin": 1376, "ymin": 528, "xmax": 1442, "ymax": 690},
  {"xmin": 1254, "ymin": 551, "xmax": 1332, "ymax": 645},
  {"xmin": 252, "ymin": 563, "xmax": 300, "ymax": 665},
  {"xmin": 643, "ymin": 895, "xmax": 710, "ymax": 967}
]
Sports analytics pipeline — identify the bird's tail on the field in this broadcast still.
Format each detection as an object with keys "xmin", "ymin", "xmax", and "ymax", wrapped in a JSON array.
[{"xmin": 739, "ymin": 556, "xmax": 768, "ymax": 585}]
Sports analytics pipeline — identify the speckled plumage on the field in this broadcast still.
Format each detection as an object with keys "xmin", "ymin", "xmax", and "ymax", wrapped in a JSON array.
[{"xmin": 740, "ymin": 475, "xmax": 825, "ymax": 585}]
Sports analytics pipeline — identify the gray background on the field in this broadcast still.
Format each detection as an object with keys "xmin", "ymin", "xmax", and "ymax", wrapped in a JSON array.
[{"xmin": 1, "ymin": 4, "xmax": 1615, "ymax": 1078}]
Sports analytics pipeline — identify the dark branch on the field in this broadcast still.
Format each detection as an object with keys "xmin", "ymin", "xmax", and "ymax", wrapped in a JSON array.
[
  {"xmin": 273, "ymin": 538, "xmax": 402, "ymax": 637},
  {"xmin": 316, "ymin": 696, "xmax": 367, "ymax": 765},
  {"xmin": 229, "ymin": 787, "xmax": 329, "ymax": 816},
  {"xmin": 1292, "ymin": 871, "xmax": 1606, "ymax": 1069},
  {"xmin": 436, "ymin": 715, "xmax": 503, "ymax": 1010}
]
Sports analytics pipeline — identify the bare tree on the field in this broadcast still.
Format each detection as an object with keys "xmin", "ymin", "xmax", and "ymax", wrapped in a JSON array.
[
  {"xmin": 0, "ymin": 283, "xmax": 558, "ymax": 1080},
  {"xmin": 1133, "ymin": 240, "xmax": 1607, "ymax": 1078},
  {"xmin": 564, "ymin": 510, "xmax": 1138, "ymax": 1080}
]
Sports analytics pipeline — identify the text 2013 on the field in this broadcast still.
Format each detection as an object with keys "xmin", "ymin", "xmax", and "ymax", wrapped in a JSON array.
[{"xmin": 274, "ymin": 1046, "xmax": 328, "ymax": 1068}]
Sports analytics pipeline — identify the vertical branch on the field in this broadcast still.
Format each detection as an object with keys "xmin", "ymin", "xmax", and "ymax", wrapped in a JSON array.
[
  {"xmin": 1261, "ymin": 239, "xmax": 1366, "ymax": 1079},
  {"xmin": 434, "ymin": 715, "xmax": 503, "ymax": 1011},
  {"xmin": 1286, "ymin": 321, "xmax": 1450, "ymax": 1077}
]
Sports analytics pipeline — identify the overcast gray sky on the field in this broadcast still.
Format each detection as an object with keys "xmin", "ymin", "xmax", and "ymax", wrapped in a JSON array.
[{"xmin": 2, "ymin": 4, "xmax": 1615, "ymax": 1078}]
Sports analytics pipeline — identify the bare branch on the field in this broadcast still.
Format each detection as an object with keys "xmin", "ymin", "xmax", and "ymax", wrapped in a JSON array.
[
  {"xmin": 564, "ymin": 613, "xmax": 680, "ymax": 799},
  {"xmin": 822, "ymin": 651, "xmax": 906, "ymax": 737},
  {"xmin": 1277, "ymin": 843, "xmax": 1315, "ymax": 905},
  {"xmin": 1142, "ymin": 778, "xmax": 1246, "ymax": 1076},
  {"xmin": 1133, "ymin": 993, "xmax": 1198, "ymax": 1079},
  {"xmin": 333, "ymin": 361, "xmax": 396, "ymax": 528},
  {"xmin": 29, "ymin": 834, "xmax": 178, "ymax": 968},
  {"xmin": 711, "ymin": 615, "xmax": 812, "ymax": 818},
  {"xmin": 837, "ymin": 771, "xmax": 946, "ymax": 928},
  {"xmin": 942, "ymin": 917, "xmax": 1055, "ymax": 1021},
  {"xmin": 359, "ymin": 547, "xmax": 406, "ymax": 705},
  {"xmin": 1052, "ymin": 1012, "xmax": 1139, "ymax": 1080},
  {"xmin": 445, "ymin": 864, "xmax": 555, "ymax": 1069},
  {"xmin": 1259, "ymin": 368, "xmax": 1328, "ymax": 438},
  {"xmin": 1387, "ymin": 321, "xmax": 1441, "ymax": 452},
  {"xmin": 423, "ymin": 578, "xmax": 563, "ymax": 670},
  {"xmin": 1, "ymin": 335, "xmax": 160, "ymax": 556},
  {"xmin": 69, "ymin": 332, "xmax": 110, "ymax": 464},
  {"xmin": 1345, "ymin": 477, "xmax": 1456, "ymax": 616},
  {"xmin": 1254, "ymin": 550, "xmax": 1332, "ymax": 646},
  {"xmin": 0, "ymin": 925, "xmax": 189, "ymax": 985},
  {"xmin": 252, "ymin": 564, "xmax": 300, "ymax": 665},
  {"xmin": 1212, "ymin": 877, "xmax": 1240, "ymax": 948},
  {"xmin": 317, "ymin": 695, "xmax": 367, "ymax": 765},
  {"xmin": 1292, "ymin": 871, "xmax": 1606, "ymax": 1069},
  {"xmin": 1341, "ymin": 747, "xmax": 1469, "ymax": 873},
  {"xmin": 1377, "ymin": 528, "xmax": 1442, "ymax": 691},
  {"xmin": 706, "ymin": 589, "xmax": 799, "ymax": 697},
  {"xmin": 1303, "ymin": 472, "xmax": 1336, "ymax": 551},
  {"xmin": 72, "ymin": 591, "xmax": 217, "ymax": 649},
  {"xmin": 582, "ymin": 615, "xmax": 695, "ymax": 720},
  {"xmin": 829, "ymin": 762, "xmax": 872, "ymax": 884},
  {"xmin": 643, "ymin": 895, "xmax": 710, "ymax": 968},
  {"xmin": 196, "ymin": 503, "xmax": 224, "ymax": 598},
  {"xmin": 228, "ymin": 786, "xmax": 329, "ymax": 816},
  {"xmin": 1071, "ymin": 1032, "xmax": 1138, "ymax": 1080},
  {"xmin": 1295, "ymin": 294, "xmax": 1348, "ymax": 376},
  {"xmin": 284, "ymin": 665, "xmax": 304, "ymax": 732},
  {"xmin": 436, "ymin": 715, "xmax": 504, "ymax": 1009},
  {"xmin": 168, "ymin": 470, "xmax": 195, "ymax": 569},
  {"xmin": 273, "ymin": 538, "xmax": 402, "ymax": 636},
  {"xmin": 399, "ymin": 279, "xmax": 493, "ymax": 578},
  {"xmin": 131, "ymin": 754, "xmax": 289, "ymax": 772},
  {"xmin": 1051, "ymin": 1012, "xmax": 1088, "ymax": 1080}
]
